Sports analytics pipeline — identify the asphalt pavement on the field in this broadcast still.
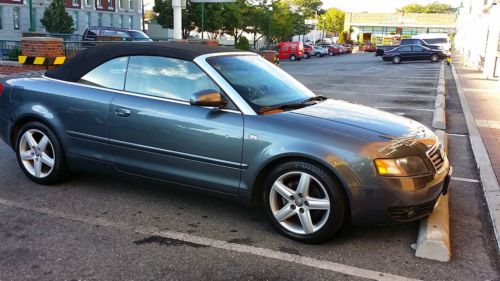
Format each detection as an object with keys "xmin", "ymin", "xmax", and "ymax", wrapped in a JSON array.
[{"xmin": 0, "ymin": 53, "xmax": 498, "ymax": 281}]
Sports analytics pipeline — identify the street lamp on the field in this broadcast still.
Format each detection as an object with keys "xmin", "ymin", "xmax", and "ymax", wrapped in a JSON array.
[
  {"xmin": 268, "ymin": 6, "xmax": 273, "ymax": 44},
  {"xmin": 321, "ymin": 16, "xmax": 326, "ymax": 45}
]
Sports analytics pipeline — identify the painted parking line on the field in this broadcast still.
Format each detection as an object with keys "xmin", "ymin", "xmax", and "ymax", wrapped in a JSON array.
[
  {"xmin": 0, "ymin": 197, "xmax": 420, "ymax": 281},
  {"xmin": 330, "ymin": 84, "xmax": 437, "ymax": 90},
  {"xmin": 375, "ymin": 107, "xmax": 435, "ymax": 112},
  {"xmin": 451, "ymin": 177, "xmax": 480, "ymax": 183},
  {"xmin": 311, "ymin": 90, "xmax": 436, "ymax": 99},
  {"xmin": 447, "ymin": 133, "xmax": 469, "ymax": 137}
]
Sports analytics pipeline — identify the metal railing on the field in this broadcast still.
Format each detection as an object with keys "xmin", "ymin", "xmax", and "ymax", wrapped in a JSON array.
[
  {"xmin": 63, "ymin": 40, "xmax": 136, "ymax": 58},
  {"xmin": 0, "ymin": 40, "xmax": 21, "ymax": 61}
]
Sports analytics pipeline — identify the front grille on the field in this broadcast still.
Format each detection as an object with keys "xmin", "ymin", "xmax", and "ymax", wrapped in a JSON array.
[
  {"xmin": 387, "ymin": 199, "xmax": 437, "ymax": 222},
  {"xmin": 426, "ymin": 144, "xmax": 445, "ymax": 172}
]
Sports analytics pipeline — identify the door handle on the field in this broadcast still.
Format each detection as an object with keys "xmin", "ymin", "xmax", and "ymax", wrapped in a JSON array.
[{"xmin": 115, "ymin": 107, "xmax": 131, "ymax": 117}]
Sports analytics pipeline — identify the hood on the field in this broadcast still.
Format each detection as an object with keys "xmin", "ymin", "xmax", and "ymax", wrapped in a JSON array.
[{"xmin": 289, "ymin": 99, "xmax": 434, "ymax": 139}]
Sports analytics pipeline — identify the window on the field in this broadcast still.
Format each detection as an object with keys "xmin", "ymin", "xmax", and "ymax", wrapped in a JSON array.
[
  {"xmin": 110, "ymin": 14, "xmax": 114, "ymax": 27},
  {"xmin": 80, "ymin": 57, "xmax": 128, "ymax": 90},
  {"xmin": 398, "ymin": 46, "xmax": 411, "ymax": 52},
  {"xmin": 97, "ymin": 0, "xmax": 102, "ymax": 7},
  {"xmin": 72, "ymin": 0, "xmax": 79, "ymax": 6},
  {"xmin": 13, "ymin": 7, "xmax": 20, "ymax": 30},
  {"xmin": 85, "ymin": 0, "xmax": 91, "ymax": 6},
  {"xmin": 128, "ymin": 16, "xmax": 132, "ymax": 29},
  {"xmin": 125, "ymin": 56, "xmax": 221, "ymax": 101},
  {"xmin": 116, "ymin": 30, "xmax": 129, "ymax": 39},
  {"xmin": 101, "ymin": 29, "xmax": 116, "ymax": 36},
  {"xmin": 119, "ymin": 0, "xmax": 124, "ymax": 9},
  {"xmin": 85, "ymin": 12, "xmax": 91, "ymax": 28},
  {"xmin": 32, "ymin": 8, "xmax": 36, "ymax": 31},
  {"xmin": 412, "ymin": 46, "xmax": 424, "ymax": 52},
  {"xmin": 0, "ymin": 6, "xmax": 3, "ymax": 30},
  {"xmin": 72, "ymin": 11, "xmax": 78, "ymax": 31},
  {"xmin": 119, "ymin": 15, "xmax": 123, "ymax": 28},
  {"xmin": 108, "ymin": 0, "xmax": 114, "ymax": 9},
  {"xmin": 97, "ymin": 13, "xmax": 102, "ymax": 26},
  {"xmin": 128, "ymin": 0, "xmax": 133, "ymax": 10}
]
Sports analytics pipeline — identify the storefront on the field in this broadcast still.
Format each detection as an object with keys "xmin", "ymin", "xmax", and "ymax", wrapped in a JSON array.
[{"xmin": 344, "ymin": 12, "xmax": 456, "ymax": 45}]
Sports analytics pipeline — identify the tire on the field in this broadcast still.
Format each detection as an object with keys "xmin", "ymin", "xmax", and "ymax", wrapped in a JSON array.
[
  {"xmin": 262, "ymin": 161, "xmax": 347, "ymax": 243},
  {"xmin": 290, "ymin": 55, "xmax": 296, "ymax": 61},
  {"xmin": 431, "ymin": 54, "xmax": 439, "ymax": 62},
  {"xmin": 15, "ymin": 121, "xmax": 70, "ymax": 185},
  {"xmin": 304, "ymin": 53, "xmax": 310, "ymax": 59},
  {"xmin": 392, "ymin": 56, "xmax": 401, "ymax": 64},
  {"xmin": 315, "ymin": 52, "xmax": 321, "ymax": 57},
  {"xmin": 328, "ymin": 51, "xmax": 333, "ymax": 56}
]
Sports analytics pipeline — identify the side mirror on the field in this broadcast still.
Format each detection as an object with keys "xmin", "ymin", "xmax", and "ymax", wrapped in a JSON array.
[{"xmin": 190, "ymin": 90, "xmax": 226, "ymax": 109}]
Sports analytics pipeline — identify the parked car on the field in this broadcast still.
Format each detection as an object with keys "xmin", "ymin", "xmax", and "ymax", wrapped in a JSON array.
[
  {"xmin": 383, "ymin": 44, "xmax": 446, "ymax": 64},
  {"xmin": 324, "ymin": 45, "xmax": 341, "ymax": 56},
  {"xmin": 313, "ymin": 46, "xmax": 328, "ymax": 57},
  {"xmin": 334, "ymin": 44, "xmax": 347, "ymax": 54},
  {"xmin": 362, "ymin": 42, "xmax": 377, "ymax": 52},
  {"xmin": 413, "ymin": 33, "xmax": 451, "ymax": 52},
  {"xmin": 303, "ymin": 44, "xmax": 315, "ymax": 59},
  {"xmin": 341, "ymin": 44, "xmax": 353, "ymax": 54},
  {"xmin": 376, "ymin": 38, "xmax": 442, "ymax": 57},
  {"xmin": 82, "ymin": 26, "xmax": 153, "ymax": 42},
  {"xmin": 276, "ymin": 41, "xmax": 304, "ymax": 61},
  {"xmin": 0, "ymin": 42, "xmax": 451, "ymax": 243}
]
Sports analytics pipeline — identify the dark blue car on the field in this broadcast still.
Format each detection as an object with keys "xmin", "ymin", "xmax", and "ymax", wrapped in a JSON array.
[
  {"xmin": 0, "ymin": 42, "xmax": 451, "ymax": 243},
  {"xmin": 383, "ymin": 44, "xmax": 446, "ymax": 64}
]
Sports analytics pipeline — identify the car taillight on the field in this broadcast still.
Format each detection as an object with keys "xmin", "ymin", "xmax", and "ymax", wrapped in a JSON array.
[{"xmin": 0, "ymin": 83, "xmax": 3, "ymax": 97}]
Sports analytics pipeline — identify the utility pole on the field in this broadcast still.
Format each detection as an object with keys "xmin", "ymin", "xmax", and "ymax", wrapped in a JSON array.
[
  {"xmin": 268, "ymin": 6, "xmax": 273, "ymax": 44},
  {"xmin": 172, "ymin": 0, "xmax": 183, "ymax": 39},
  {"xmin": 141, "ymin": 0, "xmax": 145, "ymax": 32}
]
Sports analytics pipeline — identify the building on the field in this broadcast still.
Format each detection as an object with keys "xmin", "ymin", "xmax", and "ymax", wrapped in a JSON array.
[
  {"xmin": 455, "ymin": 0, "xmax": 499, "ymax": 79},
  {"xmin": 0, "ymin": 0, "xmax": 141, "ymax": 40},
  {"xmin": 344, "ymin": 12, "xmax": 456, "ymax": 44}
]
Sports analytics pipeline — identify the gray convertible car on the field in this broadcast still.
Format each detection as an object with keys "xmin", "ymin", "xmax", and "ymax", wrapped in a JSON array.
[{"xmin": 0, "ymin": 42, "xmax": 451, "ymax": 243}]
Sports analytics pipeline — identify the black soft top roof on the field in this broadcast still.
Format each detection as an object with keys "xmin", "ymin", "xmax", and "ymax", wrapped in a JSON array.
[{"xmin": 45, "ymin": 42, "xmax": 242, "ymax": 82}]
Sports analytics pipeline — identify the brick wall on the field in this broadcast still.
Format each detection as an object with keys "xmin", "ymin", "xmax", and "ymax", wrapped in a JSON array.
[
  {"xmin": 0, "ymin": 37, "xmax": 63, "ymax": 75},
  {"xmin": 20, "ymin": 37, "xmax": 64, "ymax": 57}
]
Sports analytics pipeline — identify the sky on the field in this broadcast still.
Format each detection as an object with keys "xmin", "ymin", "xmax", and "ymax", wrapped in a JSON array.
[{"xmin": 322, "ymin": 0, "xmax": 462, "ymax": 13}]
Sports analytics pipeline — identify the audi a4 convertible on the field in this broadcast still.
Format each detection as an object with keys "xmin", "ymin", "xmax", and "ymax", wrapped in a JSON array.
[{"xmin": 0, "ymin": 42, "xmax": 451, "ymax": 243}]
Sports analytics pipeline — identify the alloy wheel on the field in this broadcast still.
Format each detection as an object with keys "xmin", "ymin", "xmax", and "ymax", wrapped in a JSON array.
[
  {"xmin": 269, "ymin": 171, "xmax": 331, "ymax": 235},
  {"xmin": 18, "ymin": 129, "xmax": 55, "ymax": 178}
]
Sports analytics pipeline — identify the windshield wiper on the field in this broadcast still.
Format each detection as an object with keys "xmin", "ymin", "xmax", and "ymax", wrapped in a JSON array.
[
  {"xmin": 259, "ymin": 95, "xmax": 327, "ymax": 115},
  {"xmin": 259, "ymin": 103, "xmax": 308, "ymax": 114},
  {"xmin": 302, "ymin": 95, "xmax": 327, "ymax": 103}
]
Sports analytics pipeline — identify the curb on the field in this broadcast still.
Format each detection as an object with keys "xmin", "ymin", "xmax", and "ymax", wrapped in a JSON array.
[
  {"xmin": 450, "ymin": 64, "xmax": 500, "ymax": 252},
  {"xmin": 414, "ymin": 61, "xmax": 451, "ymax": 262}
]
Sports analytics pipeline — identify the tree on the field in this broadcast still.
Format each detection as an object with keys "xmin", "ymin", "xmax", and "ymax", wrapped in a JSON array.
[
  {"xmin": 235, "ymin": 36, "xmax": 250, "ymax": 50},
  {"xmin": 318, "ymin": 8, "xmax": 344, "ymax": 36},
  {"xmin": 144, "ymin": 10, "xmax": 156, "ymax": 21},
  {"xmin": 397, "ymin": 2, "xmax": 456, "ymax": 13},
  {"xmin": 40, "ymin": 0, "xmax": 74, "ymax": 33}
]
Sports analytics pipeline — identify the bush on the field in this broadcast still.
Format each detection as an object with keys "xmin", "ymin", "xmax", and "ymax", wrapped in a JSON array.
[{"xmin": 235, "ymin": 36, "xmax": 250, "ymax": 51}]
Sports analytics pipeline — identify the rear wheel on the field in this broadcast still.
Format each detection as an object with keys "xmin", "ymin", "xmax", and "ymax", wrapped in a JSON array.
[
  {"xmin": 15, "ymin": 122, "xmax": 70, "ymax": 185},
  {"xmin": 431, "ymin": 54, "xmax": 439, "ymax": 62},
  {"xmin": 263, "ymin": 161, "xmax": 346, "ymax": 243},
  {"xmin": 315, "ymin": 52, "xmax": 321, "ymax": 57},
  {"xmin": 289, "ymin": 55, "xmax": 297, "ymax": 61},
  {"xmin": 328, "ymin": 51, "xmax": 334, "ymax": 56},
  {"xmin": 392, "ymin": 56, "xmax": 402, "ymax": 64},
  {"xmin": 304, "ymin": 53, "xmax": 310, "ymax": 59}
]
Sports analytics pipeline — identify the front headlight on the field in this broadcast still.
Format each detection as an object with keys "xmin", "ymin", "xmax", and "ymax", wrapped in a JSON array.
[{"xmin": 374, "ymin": 156, "xmax": 430, "ymax": 177}]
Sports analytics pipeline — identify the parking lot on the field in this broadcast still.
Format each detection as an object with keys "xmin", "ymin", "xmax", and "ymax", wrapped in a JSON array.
[{"xmin": 0, "ymin": 53, "xmax": 499, "ymax": 281}]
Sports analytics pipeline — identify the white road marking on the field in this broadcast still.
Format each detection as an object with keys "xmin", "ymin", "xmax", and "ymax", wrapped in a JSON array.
[
  {"xmin": 330, "ymin": 83, "xmax": 437, "ymax": 90},
  {"xmin": 0, "ymin": 197, "xmax": 420, "ymax": 281},
  {"xmin": 312, "ymin": 90, "xmax": 436, "ymax": 99},
  {"xmin": 451, "ymin": 177, "xmax": 480, "ymax": 183},
  {"xmin": 375, "ymin": 107, "xmax": 435, "ymax": 112},
  {"xmin": 447, "ymin": 133, "xmax": 468, "ymax": 137},
  {"xmin": 476, "ymin": 119, "xmax": 500, "ymax": 129},
  {"xmin": 463, "ymin": 88, "xmax": 500, "ymax": 94}
]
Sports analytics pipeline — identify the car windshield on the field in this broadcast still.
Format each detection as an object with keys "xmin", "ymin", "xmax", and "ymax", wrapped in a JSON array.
[
  {"xmin": 208, "ymin": 55, "xmax": 315, "ymax": 113},
  {"xmin": 129, "ymin": 31, "xmax": 152, "ymax": 41},
  {"xmin": 422, "ymin": 38, "xmax": 448, "ymax": 44}
]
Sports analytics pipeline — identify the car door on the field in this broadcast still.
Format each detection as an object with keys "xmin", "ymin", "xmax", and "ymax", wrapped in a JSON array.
[
  {"xmin": 108, "ymin": 55, "xmax": 244, "ymax": 194},
  {"xmin": 412, "ymin": 46, "xmax": 429, "ymax": 60},
  {"xmin": 398, "ymin": 46, "xmax": 413, "ymax": 60}
]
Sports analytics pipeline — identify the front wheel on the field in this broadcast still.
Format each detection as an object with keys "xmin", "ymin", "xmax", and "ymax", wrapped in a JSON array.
[
  {"xmin": 392, "ymin": 56, "xmax": 402, "ymax": 64},
  {"xmin": 15, "ymin": 122, "xmax": 70, "ymax": 185},
  {"xmin": 289, "ymin": 55, "xmax": 297, "ymax": 61},
  {"xmin": 328, "ymin": 51, "xmax": 334, "ymax": 56},
  {"xmin": 315, "ymin": 52, "xmax": 321, "ymax": 57},
  {"xmin": 431, "ymin": 54, "xmax": 439, "ymax": 62},
  {"xmin": 263, "ymin": 161, "xmax": 347, "ymax": 243},
  {"xmin": 304, "ymin": 53, "xmax": 310, "ymax": 59}
]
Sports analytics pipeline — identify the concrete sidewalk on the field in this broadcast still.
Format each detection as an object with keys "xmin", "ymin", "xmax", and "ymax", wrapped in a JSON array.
[{"xmin": 452, "ymin": 53, "xmax": 500, "ymax": 182}]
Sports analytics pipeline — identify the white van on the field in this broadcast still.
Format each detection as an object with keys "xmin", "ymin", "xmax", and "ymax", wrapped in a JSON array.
[{"xmin": 412, "ymin": 33, "xmax": 451, "ymax": 51}]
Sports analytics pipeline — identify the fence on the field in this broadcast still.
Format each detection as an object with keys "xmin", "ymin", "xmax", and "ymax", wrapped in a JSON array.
[{"xmin": 0, "ymin": 40, "xmax": 21, "ymax": 61}]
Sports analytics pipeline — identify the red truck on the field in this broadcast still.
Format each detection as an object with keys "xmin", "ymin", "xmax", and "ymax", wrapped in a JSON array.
[{"xmin": 275, "ymin": 42, "xmax": 304, "ymax": 61}]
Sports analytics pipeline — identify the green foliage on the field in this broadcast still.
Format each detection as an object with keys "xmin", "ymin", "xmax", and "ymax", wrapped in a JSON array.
[
  {"xmin": 338, "ymin": 30, "xmax": 349, "ymax": 44},
  {"xmin": 318, "ymin": 8, "xmax": 344, "ymax": 35},
  {"xmin": 40, "ymin": 0, "xmax": 74, "ymax": 33},
  {"xmin": 152, "ymin": 0, "xmax": 317, "ymax": 42},
  {"xmin": 235, "ymin": 36, "xmax": 250, "ymax": 50},
  {"xmin": 397, "ymin": 2, "xmax": 456, "ymax": 13}
]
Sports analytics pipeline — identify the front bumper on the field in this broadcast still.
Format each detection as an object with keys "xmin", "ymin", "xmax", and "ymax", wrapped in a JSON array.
[{"xmin": 349, "ymin": 164, "xmax": 452, "ymax": 226}]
